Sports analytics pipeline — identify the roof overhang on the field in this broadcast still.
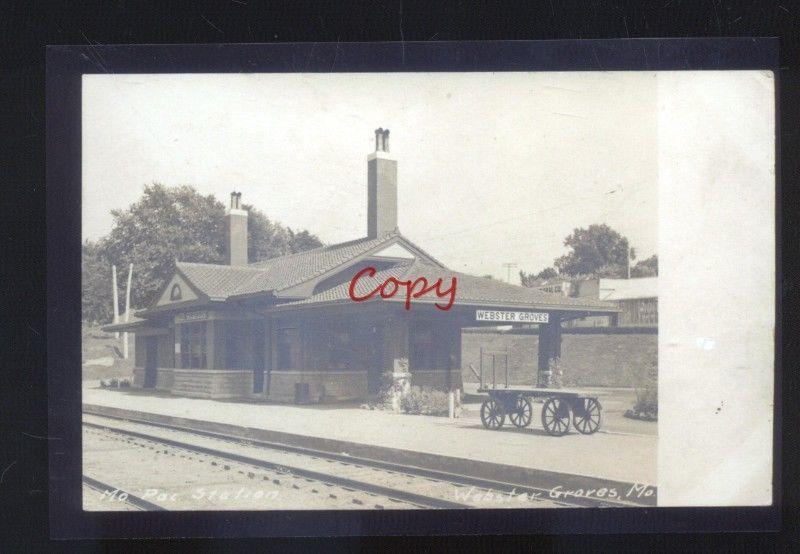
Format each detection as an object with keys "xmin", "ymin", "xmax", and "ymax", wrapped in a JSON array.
[
  {"xmin": 100, "ymin": 320, "xmax": 170, "ymax": 335},
  {"xmin": 265, "ymin": 296, "xmax": 622, "ymax": 314}
]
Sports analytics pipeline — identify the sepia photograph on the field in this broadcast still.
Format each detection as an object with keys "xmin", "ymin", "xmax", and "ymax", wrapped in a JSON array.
[
  {"xmin": 73, "ymin": 61, "xmax": 774, "ymax": 518},
  {"xmin": 79, "ymin": 71, "xmax": 664, "ymax": 511}
]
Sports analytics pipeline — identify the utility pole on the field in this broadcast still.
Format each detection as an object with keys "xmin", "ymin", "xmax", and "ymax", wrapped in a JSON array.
[
  {"xmin": 626, "ymin": 249, "xmax": 630, "ymax": 279},
  {"xmin": 502, "ymin": 262, "xmax": 518, "ymax": 284},
  {"xmin": 627, "ymin": 246, "xmax": 635, "ymax": 279},
  {"xmin": 111, "ymin": 264, "xmax": 120, "ymax": 339},
  {"xmin": 123, "ymin": 263, "xmax": 133, "ymax": 359}
]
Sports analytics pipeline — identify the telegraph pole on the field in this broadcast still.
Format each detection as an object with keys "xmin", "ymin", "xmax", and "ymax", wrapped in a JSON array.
[
  {"xmin": 111, "ymin": 265, "xmax": 120, "ymax": 338},
  {"xmin": 502, "ymin": 262, "xmax": 518, "ymax": 284}
]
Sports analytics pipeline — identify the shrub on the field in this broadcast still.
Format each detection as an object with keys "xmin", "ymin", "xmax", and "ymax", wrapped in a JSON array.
[
  {"xmin": 119, "ymin": 378, "xmax": 131, "ymax": 388},
  {"xmin": 400, "ymin": 386, "xmax": 459, "ymax": 416},
  {"xmin": 376, "ymin": 369, "xmax": 399, "ymax": 409},
  {"xmin": 627, "ymin": 362, "xmax": 658, "ymax": 420}
]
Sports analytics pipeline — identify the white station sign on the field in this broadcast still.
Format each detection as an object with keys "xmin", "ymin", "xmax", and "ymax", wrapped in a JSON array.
[{"xmin": 475, "ymin": 309, "xmax": 549, "ymax": 323}]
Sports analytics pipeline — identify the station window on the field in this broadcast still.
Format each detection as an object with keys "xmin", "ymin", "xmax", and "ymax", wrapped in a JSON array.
[
  {"xmin": 224, "ymin": 320, "xmax": 250, "ymax": 369},
  {"xmin": 317, "ymin": 324, "xmax": 356, "ymax": 370},
  {"xmin": 276, "ymin": 327, "xmax": 300, "ymax": 370},
  {"xmin": 180, "ymin": 321, "xmax": 207, "ymax": 369}
]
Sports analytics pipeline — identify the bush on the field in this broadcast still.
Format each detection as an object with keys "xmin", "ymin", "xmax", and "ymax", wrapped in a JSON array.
[
  {"xmin": 99, "ymin": 377, "xmax": 131, "ymax": 389},
  {"xmin": 376, "ymin": 369, "xmax": 399, "ymax": 409},
  {"xmin": 627, "ymin": 362, "xmax": 658, "ymax": 421},
  {"xmin": 400, "ymin": 386, "xmax": 459, "ymax": 416}
]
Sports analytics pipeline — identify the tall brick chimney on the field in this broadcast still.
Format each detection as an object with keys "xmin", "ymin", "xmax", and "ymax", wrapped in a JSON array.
[
  {"xmin": 367, "ymin": 128, "xmax": 398, "ymax": 239},
  {"xmin": 225, "ymin": 191, "xmax": 248, "ymax": 265}
]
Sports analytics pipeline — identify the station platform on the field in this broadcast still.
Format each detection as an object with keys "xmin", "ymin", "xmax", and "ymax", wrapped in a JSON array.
[{"xmin": 82, "ymin": 383, "xmax": 657, "ymax": 502}]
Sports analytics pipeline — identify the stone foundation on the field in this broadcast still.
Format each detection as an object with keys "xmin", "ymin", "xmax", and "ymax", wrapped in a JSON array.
[
  {"xmin": 266, "ymin": 371, "xmax": 368, "ymax": 403},
  {"xmin": 155, "ymin": 369, "xmax": 174, "ymax": 391},
  {"xmin": 132, "ymin": 367, "xmax": 174, "ymax": 391},
  {"xmin": 169, "ymin": 369, "xmax": 251, "ymax": 399}
]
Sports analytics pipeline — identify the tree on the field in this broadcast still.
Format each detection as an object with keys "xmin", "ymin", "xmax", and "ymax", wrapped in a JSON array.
[
  {"xmin": 86, "ymin": 183, "xmax": 322, "ymax": 321},
  {"xmin": 554, "ymin": 224, "xmax": 632, "ymax": 278},
  {"xmin": 82, "ymin": 240, "xmax": 114, "ymax": 324},
  {"xmin": 519, "ymin": 267, "xmax": 559, "ymax": 287},
  {"xmin": 632, "ymin": 254, "xmax": 658, "ymax": 277}
]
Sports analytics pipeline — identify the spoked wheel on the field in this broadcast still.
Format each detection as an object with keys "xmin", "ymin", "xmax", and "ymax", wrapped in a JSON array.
[
  {"xmin": 480, "ymin": 398, "xmax": 505, "ymax": 430},
  {"xmin": 541, "ymin": 397, "xmax": 572, "ymax": 436},
  {"xmin": 573, "ymin": 398, "xmax": 602, "ymax": 434},
  {"xmin": 509, "ymin": 396, "xmax": 533, "ymax": 428}
]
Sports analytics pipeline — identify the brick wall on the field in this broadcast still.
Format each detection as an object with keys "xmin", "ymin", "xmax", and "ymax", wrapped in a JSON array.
[
  {"xmin": 411, "ymin": 370, "xmax": 463, "ymax": 391},
  {"xmin": 267, "ymin": 371, "xmax": 368, "ymax": 403},
  {"xmin": 461, "ymin": 330, "xmax": 657, "ymax": 388}
]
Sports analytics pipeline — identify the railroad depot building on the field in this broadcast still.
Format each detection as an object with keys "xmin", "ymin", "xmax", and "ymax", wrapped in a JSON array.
[{"xmin": 105, "ymin": 130, "xmax": 619, "ymax": 402}]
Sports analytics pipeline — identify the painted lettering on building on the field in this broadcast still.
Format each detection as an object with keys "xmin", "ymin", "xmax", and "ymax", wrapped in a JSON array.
[
  {"xmin": 475, "ymin": 309, "xmax": 549, "ymax": 323},
  {"xmin": 175, "ymin": 310, "xmax": 209, "ymax": 323}
]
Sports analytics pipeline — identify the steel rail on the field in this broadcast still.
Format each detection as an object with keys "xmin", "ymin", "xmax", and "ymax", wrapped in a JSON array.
[
  {"xmin": 84, "ymin": 419, "xmax": 469, "ymax": 509},
  {"xmin": 83, "ymin": 411, "xmax": 643, "ymax": 508}
]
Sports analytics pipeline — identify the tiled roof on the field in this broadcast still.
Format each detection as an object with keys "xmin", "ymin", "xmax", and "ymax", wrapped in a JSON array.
[
  {"xmin": 281, "ymin": 259, "xmax": 619, "ymax": 312},
  {"xmin": 171, "ymin": 233, "xmax": 618, "ymax": 313},
  {"xmin": 240, "ymin": 233, "xmax": 399, "ymax": 294},
  {"xmin": 176, "ymin": 262, "xmax": 269, "ymax": 300},
  {"xmin": 175, "ymin": 231, "xmax": 404, "ymax": 300}
]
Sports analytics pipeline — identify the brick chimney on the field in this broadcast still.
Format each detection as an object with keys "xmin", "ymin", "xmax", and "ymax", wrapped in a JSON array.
[
  {"xmin": 225, "ymin": 191, "xmax": 248, "ymax": 265},
  {"xmin": 367, "ymin": 128, "xmax": 398, "ymax": 239}
]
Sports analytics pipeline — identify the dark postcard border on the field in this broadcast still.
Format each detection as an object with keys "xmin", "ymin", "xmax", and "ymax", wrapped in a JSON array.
[{"xmin": 47, "ymin": 39, "xmax": 780, "ymax": 539}]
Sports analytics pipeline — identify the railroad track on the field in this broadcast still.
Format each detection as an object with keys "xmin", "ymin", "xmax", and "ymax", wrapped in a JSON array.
[{"xmin": 83, "ymin": 412, "xmax": 637, "ymax": 510}]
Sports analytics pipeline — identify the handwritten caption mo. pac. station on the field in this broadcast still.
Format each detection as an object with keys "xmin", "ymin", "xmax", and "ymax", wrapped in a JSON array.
[{"xmin": 475, "ymin": 310, "xmax": 549, "ymax": 323}]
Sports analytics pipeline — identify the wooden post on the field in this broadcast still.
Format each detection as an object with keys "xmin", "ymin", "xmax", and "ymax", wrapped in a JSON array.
[
  {"xmin": 111, "ymin": 264, "xmax": 119, "ymax": 338},
  {"xmin": 123, "ymin": 263, "xmax": 133, "ymax": 359},
  {"xmin": 536, "ymin": 314, "xmax": 563, "ymax": 387},
  {"xmin": 537, "ymin": 320, "xmax": 553, "ymax": 387}
]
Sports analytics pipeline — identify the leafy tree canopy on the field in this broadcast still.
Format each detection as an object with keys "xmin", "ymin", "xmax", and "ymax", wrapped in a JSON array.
[
  {"xmin": 554, "ymin": 224, "xmax": 633, "ymax": 278},
  {"xmin": 520, "ymin": 224, "xmax": 656, "ymax": 287},
  {"xmin": 632, "ymin": 254, "xmax": 658, "ymax": 277},
  {"xmin": 519, "ymin": 267, "xmax": 558, "ymax": 287},
  {"xmin": 83, "ymin": 183, "xmax": 322, "ymax": 323}
]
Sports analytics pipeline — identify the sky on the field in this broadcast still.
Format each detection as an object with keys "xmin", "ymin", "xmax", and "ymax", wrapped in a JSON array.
[{"xmin": 82, "ymin": 71, "xmax": 658, "ymax": 283}]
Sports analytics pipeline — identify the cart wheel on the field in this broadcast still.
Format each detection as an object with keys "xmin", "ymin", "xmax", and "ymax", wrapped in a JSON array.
[
  {"xmin": 509, "ymin": 396, "xmax": 533, "ymax": 428},
  {"xmin": 541, "ymin": 397, "xmax": 571, "ymax": 436},
  {"xmin": 480, "ymin": 399, "xmax": 505, "ymax": 430},
  {"xmin": 573, "ymin": 398, "xmax": 602, "ymax": 434}
]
